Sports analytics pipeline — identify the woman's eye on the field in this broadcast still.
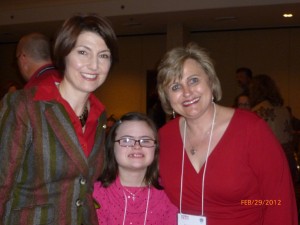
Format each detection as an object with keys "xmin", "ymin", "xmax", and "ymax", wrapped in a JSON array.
[
  {"xmin": 99, "ymin": 53, "xmax": 111, "ymax": 59},
  {"xmin": 171, "ymin": 84, "xmax": 180, "ymax": 91},
  {"xmin": 189, "ymin": 77, "xmax": 199, "ymax": 84},
  {"xmin": 78, "ymin": 50, "xmax": 86, "ymax": 55}
]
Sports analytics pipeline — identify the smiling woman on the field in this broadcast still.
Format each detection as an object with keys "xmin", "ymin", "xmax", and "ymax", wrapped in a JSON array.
[
  {"xmin": 156, "ymin": 42, "xmax": 298, "ymax": 225},
  {"xmin": 60, "ymin": 31, "xmax": 112, "ymax": 96},
  {"xmin": 0, "ymin": 14, "xmax": 118, "ymax": 225}
]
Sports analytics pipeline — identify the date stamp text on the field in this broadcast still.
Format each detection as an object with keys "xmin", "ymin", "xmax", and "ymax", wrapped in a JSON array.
[{"xmin": 240, "ymin": 199, "xmax": 281, "ymax": 206}]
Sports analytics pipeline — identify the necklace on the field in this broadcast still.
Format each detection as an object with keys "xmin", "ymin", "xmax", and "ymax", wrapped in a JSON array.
[
  {"xmin": 78, "ymin": 105, "xmax": 88, "ymax": 127},
  {"xmin": 190, "ymin": 148, "xmax": 197, "ymax": 155},
  {"xmin": 122, "ymin": 185, "xmax": 150, "ymax": 225},
  {"xmin": 123, "ymin": 186, "xmax": 144, "ymax": 201},
  {"xmin": 57, "ymin": 83, "xmax": 89, "ymax": 127},
  {"xmin": 189, "ymin": 129, "xmax": 211, "ymax": 155}
]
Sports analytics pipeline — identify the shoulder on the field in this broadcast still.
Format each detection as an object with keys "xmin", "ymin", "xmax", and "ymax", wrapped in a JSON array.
[
  {"xmin": 150, "ymin": 187, "xmax": 176, "ymax": 206},
  {"xmin": 0, "ymin": 89, "xmax": 38, "ymax": 127},
  {"xmin": 2, "ymin": 88, "xmax": 36, "ymax": 108},
  {"xmin": 159, "ymin": 117, "xmax": 180, "ymax": 136},
  {"xmin": 94, "ymin": 181, "xmax": 103, "ymax": 189},
  {"xmin": 232, "ymin": 109, "xmax": 280, "ymax": 147},
  {"xmin": 93, "ymin": 181, "xmax": 105, "ymax": 192},
  {"xmin": 223, "ymin": 108, "xmax": 274, "ymax": 140},
  {"xmin": 150, "ymin": 187, "xmax": 174, "ymax": 203},
  {"xmin": 216, "ymin": 105, "xmax": 264, "ymax": 129},
  {"xmin": 149, "ymin": 188, "xmax": 179, "ymax": 217},
  {"xmin": 93, "ymin": 181, "xmax": 107, "ymax": 200},
  {"xmin": 232, "ymin": 108, "xmax": 264, "ymax": 125}
]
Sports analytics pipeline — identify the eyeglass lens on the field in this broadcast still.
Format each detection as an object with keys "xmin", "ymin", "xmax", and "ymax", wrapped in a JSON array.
[{"xmin": 116, "ymin": 138, "xmax": 155, "ymax": 147}]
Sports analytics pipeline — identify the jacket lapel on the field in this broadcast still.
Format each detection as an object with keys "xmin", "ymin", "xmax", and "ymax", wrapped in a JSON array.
[
  {"xmin": 44, "ymin": 103, "xmax": 89, "ymax": 175},
  {"xmin": 88, "ymin": 112, "xmax": 106, "ymax": 178}
]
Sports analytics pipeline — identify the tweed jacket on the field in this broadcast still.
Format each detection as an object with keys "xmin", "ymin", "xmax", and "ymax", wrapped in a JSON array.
[{"xmin": 0, "ymin": 88, "xmax": 106, "ymax": 225}]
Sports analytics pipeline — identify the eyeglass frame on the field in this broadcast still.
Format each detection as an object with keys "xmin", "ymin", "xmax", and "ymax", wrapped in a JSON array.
[{"xmin": 114, "ymin": 137, "xmax": 157, "ymax": 148}]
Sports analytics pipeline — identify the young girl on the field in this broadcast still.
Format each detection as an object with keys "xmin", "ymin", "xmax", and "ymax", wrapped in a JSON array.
[{"xmin": 93, "ymin": 112, "xmax": 178, "ymax": 225}]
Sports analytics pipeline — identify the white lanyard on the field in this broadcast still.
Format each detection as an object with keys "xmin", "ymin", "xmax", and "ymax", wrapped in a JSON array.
[
  {"xmin": 122, "ymin": 186, "xmax": 150, "ymax": 225},
  {"xmin": 179, "ymin": 102, "xmax": 216, "ymax": 216}
]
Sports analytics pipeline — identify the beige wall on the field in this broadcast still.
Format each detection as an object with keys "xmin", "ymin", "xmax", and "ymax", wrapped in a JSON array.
[
  {"xmin": 1, "ymin": 27, "xmax": 300, "ymax": 118},
  {"xmin": 94, "ymin": 35, "xmax": 166, "ymax": 118},
  {"xmin": 190, "ymin": 28, "xmax": 300, "ymax": 114}
]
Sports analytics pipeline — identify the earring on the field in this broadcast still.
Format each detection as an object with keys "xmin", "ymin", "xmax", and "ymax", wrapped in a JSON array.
[
  {"xmin": 172, "ymin": 110, "xmax": 176, "ymax": 119},
  {"xmin": 212, "ymin": 96, "xmax": 214, "ymax": 102}
]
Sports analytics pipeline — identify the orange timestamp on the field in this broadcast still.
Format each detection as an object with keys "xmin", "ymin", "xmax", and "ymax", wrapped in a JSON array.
[{"xmin": 240, "ymin": 199, "xmax": 281, "ymax": 206}]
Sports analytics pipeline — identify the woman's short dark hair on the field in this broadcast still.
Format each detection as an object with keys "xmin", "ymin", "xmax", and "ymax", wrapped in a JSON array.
[
  {"xmin": 53, "ymin": 14, "xmax": 118, "ymax": 74},
  {"xmin": 100, "ymin": 112, "xmax": 162, "ymax": 190}
]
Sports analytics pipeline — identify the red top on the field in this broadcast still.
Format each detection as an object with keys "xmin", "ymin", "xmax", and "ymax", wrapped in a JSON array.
[
  {"xmin": 33, "ymin": 77, "xmax": 104, "ymax": 157},
  {"xmin": 159, "ymin": 109, "xmax": 298, "ymax": 224},
  {"xmin": 24, "ymin": 64, "xmax": 61, "ymax": 89}
]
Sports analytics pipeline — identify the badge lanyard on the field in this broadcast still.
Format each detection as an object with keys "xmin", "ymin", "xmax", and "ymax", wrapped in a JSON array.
[{"xmin": 179, "ymin": 102, "xmax": 216, "ymax": 216}]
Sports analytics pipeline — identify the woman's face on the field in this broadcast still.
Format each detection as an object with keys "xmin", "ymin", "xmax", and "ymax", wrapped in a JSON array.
[
  {"xmin": 63, "ymin": 31, "xmax": 111, "ymax": 94},
  {"xmin": 114, "ymin": 121, "xmax": 156, "ymax": 174},
  {"xmin": 166, "ymin": 58, "xmax": 213, "ymax": 119}
]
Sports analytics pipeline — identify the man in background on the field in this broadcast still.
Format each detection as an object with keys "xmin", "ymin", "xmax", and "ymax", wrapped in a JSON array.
[
  {"xmin": 236, "ymin": 67, "xmax": 252, "ymax": 95},
  {"xmin": 16, "ymin": 32, "xmax": 61, "ymax": 88}
]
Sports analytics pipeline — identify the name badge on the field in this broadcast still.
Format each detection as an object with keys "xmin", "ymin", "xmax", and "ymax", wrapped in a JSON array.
[{"xmin": 178, "ymin": 213, "xmax": 206, "ymax": 225}]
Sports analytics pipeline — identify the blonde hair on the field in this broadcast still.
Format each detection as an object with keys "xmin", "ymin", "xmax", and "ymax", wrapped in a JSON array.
[{"xmin": 157, "ymin": 42, "xmax": 222, "ymax": 115}]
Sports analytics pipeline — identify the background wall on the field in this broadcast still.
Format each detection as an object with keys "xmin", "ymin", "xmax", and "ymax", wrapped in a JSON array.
[
  {"xmin": 190, "ymin": 28, "xmax": 300, "ymax": 111},
  {"xmin": 99, "ymin": 27, "xmax": 300, "ymax": 118},
  {"xmin": 1, "ymin": 27, "xmax": 299, "ymax": 119},
  {"xmin": 0, "ymin": 44, "xmax": 23, "ymax": 95}
]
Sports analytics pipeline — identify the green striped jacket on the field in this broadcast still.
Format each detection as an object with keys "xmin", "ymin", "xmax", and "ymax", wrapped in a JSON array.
[{"xmin": 0, "ymin": 88, "xmax": 106, "ymax": 225}]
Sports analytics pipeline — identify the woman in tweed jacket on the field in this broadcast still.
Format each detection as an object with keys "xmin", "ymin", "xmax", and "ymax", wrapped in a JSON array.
[{"xmin": 0, "ymin": 14, "xmax": 118, "ymax": 225}]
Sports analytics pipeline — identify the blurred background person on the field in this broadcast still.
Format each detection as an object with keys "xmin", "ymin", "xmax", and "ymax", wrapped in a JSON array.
[
  {"xmin": 249, "ymin": 74, "xmax": 298, "ymax": 183},
  {"xmin": 16, "ymin": 32, "xmax": 61, "ymax": 88},
  {"xmin": 233, "ymin": 93, "xmax": 251, "ymax": 111},
  {"xmin": 236, "ymin": 67, "xmax": 252, "ymax": 95}
]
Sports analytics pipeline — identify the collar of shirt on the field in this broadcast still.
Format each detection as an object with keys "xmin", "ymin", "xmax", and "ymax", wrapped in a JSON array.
[
  {"xmin": 26, "ymin": 64, "xmax": 56, "ymax": 87},
  {"xmin": 33, "ymin": 79, "xmax": 105, "ymax": 157}
]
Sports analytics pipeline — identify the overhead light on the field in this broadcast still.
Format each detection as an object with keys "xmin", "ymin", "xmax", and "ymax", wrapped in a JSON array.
[{"xmin": 283, "ymin": 13, "xmax": 293, "ymax": 18}]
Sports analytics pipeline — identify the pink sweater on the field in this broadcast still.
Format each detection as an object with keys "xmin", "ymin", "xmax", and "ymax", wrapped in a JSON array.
[{"xmin": 93, "ymin": 177, "xmax": 178, "ymax": 225}]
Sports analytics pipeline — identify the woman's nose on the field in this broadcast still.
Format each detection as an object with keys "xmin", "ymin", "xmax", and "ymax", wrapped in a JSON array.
[
  {"xmin": 88, "ymin": 56, "xmax": 99, "ymax": 70},
  {"xmin": 182, "ymin": 85, "xmax": 192, "ymax": 96}
]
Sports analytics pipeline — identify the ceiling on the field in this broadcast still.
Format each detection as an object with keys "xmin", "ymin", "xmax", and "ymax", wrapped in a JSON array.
[{"xmin": 0, "ymin": 0, "xmax": 300, "ymax": 43}]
